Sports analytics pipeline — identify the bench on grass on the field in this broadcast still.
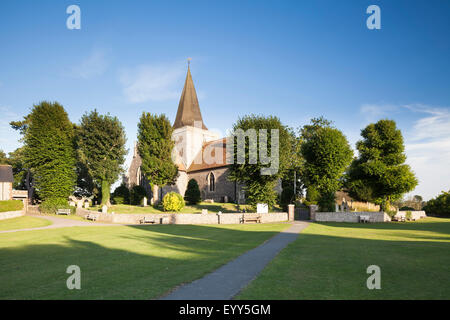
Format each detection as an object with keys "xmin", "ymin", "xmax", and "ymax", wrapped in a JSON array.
[
  {"xmin": 241, "ymin": 215, "xmax": 262, "ymax": 224},
  {"xmin": 84, "ymin": 214, "xmax": 97, "ymax": 221},
  {"xmin": 139, "ymin": 217, "xmax": 156, "ymax": 224},
  {"xmin": 392, "ymin": 215, "xmax": 406, "ymax": 222},
  {"xmin": 56, "ymin": 209, "xmax": 71, "ymax": 215},
  {"xmin": 359, "ymin": 215, "xmax": 370, "ymax": 223}
]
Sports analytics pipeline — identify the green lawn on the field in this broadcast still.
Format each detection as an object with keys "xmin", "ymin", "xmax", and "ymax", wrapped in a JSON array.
[
  {"xmin": 0, "ymin": 200, "xmax": 23, "ymax": 212},
  {"xmin": 0, "ymin": 216, "xmax": 52, "ymax": 231},
  {"xmin": 90, "ymin": 202, "xmax": 282, "ymax": 214},
  {"xmin": 237, "ymin": 217, "xmax": 450, "ymax": 299},
  {"xmin": 0, "ymin": 223, "xmax": 289, "ymax": 299}
]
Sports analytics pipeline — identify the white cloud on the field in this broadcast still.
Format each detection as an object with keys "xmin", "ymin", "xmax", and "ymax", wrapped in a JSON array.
[
  {"xmin": 119, "ymin": 61, "xmax": 186, "ymax": 103},
  {"xmin": 359, "ymin": 103, "xmax": 399, "ymax": 123},
  {"xmin": 0, "ymin": 106, "xmax": 22, "ymax": 154},
  {"xmin": 403, "ymin": 105, "xmax": 450, "ymax": 200},
  {"xmin": 69, "ymin": 48, "xmax": 109, "ymax": 79}
]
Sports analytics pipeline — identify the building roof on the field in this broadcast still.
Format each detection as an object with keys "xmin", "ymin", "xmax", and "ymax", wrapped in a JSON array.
[
  {"xmin": 173, "ymin": 66, "xmax": 208, "ymax": 130},
  {"xmin": 0, "ymin": 165, "xmax": 14, "ymax": 183},
  {"xmin": 187, "ymin": 138, "xmax": 230, "ymax": 172}
]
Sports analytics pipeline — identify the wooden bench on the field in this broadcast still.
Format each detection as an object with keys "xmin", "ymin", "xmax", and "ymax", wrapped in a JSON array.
[
  {"xmin": 84, "ymin": 214, "xmax": 97, "ymax": 221},
  {"xmin": 139, "ymin": 217, "xmax": 156, "ymax": 224},
  {"xmin": 392, "ymin": 216, "xmax": 406, "ymax": 222},
  {"xmin": 56, "ymin": 209, "xmax": 71, "ymax": 215},
  {"xmin": 242, "ymin": 215, "xmax": 262, "ymax": 224}
]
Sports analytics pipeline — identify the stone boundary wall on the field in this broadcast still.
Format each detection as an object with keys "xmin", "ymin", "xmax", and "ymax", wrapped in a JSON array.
[
  {"xmin": 395, "ymin": 210, "xmax": 427, "ymax": 220},
  {"xmin": 314, "ymin": 211, "xmax": 391, "ymax": 223},
  {"xmin": 76, "ymin": 208, "xmax": 288, "ymax": 225},
  {"xmin": 0, "ymin": 210, "xmax": 24, "ymax": 221}
]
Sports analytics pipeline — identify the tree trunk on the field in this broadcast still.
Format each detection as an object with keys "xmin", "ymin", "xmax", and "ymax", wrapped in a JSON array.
[
  {"xmin": 152, "ymin": 184, "xmax": 159, "ymax": 204},
  {"xmin": 101, "ymin": 180, "xmax": 111, "ymax": 206}
]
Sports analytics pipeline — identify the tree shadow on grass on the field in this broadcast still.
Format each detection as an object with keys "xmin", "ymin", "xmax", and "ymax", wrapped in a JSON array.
[{"xmin": 0, "ymin": 224, "xmax": 284, "ymax": 300}]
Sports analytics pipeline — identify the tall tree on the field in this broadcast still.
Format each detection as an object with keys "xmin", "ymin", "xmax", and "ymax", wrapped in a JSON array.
[
  {"xmin": 0, "ymin": 150, "xmax": 8, "ymax": 164},
  {"xmin": 76, "ymin": 110, "xmax": 127, "ymax": 206},
  {"xmin": 228, "ymin": 114, "xmax": 293, "ymax": 209},
  {"xmin": 300, "ymin": 118, "xmax": 353, "ymax": 211},
  {"xmin": 346, "ymin": 119, "xmax": 418, "ymax": 211},
  {"xmin": 20, "ymin": 101, "xmax": 76, "ymax": 203},
  {"xmin": 137, "ymin": 113, "xmax": 178, "ymax": 204}
]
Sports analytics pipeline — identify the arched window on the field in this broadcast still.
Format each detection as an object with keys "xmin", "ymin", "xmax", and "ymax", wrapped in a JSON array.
[
  {"xmin": 137, "ymin": 167, "xmax": 141, "ymax": 186},
  {"xmin": 208, "ymin": 172, "xmax": 215, "ymax": 192}
]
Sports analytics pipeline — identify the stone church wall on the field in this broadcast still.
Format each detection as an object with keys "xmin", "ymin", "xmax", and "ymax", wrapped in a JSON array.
[{"xmin": 188, "ymin": 167, "xmax": 236, "ymax": 203}]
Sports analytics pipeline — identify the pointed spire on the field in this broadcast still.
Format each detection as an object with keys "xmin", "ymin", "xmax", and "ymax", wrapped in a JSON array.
[{"xmin": 173, "ymin": 61, "xmax": 208, "ymax": 130}]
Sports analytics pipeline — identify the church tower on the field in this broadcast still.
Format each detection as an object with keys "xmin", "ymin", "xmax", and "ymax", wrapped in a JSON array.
[{"xmin": 172, "ymin": 64, "xmax": 220, "ymax": 170}]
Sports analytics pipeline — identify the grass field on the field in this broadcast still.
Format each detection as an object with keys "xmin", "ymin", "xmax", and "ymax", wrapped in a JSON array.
[
  {"xmin": 0, "ymin": 216, "xmax": 52, "ymax": 231},
  {"xmin": 0, "ymin": 223, "xmax": 289, "ymax": 299},
  {"xmin": 237, "ymin": 217, "xmax": 450, "ymax": 299},
  {"xmin": 90, "ymin": 202, "xmax": 282, "ymax": 214},
  {"xmin": 0, "ymin": 200, "xmax": 23, "ymax": 213}
]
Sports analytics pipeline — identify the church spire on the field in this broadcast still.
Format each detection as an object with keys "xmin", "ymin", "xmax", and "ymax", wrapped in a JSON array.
[{"xmin": 173, "ymin": 60, "xmax": 207, "ymax": 130}]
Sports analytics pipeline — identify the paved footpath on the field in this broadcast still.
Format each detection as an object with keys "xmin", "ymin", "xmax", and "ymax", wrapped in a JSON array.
[
  {"xmin": 161, "ymin": 221, "xmax": 309, "ymax": 300},
  {"xmin": 0, "ymin": 214, "xmax": 119, "ymax": 234}
]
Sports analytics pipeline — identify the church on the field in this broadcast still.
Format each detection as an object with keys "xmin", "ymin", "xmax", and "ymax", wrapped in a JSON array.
[{"xmin": 125, "ymin": 65, "xmax": 248, "ymax": 204}]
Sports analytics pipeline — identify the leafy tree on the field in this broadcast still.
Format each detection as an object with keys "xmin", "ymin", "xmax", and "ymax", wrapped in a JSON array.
[
  {"xmin": 130, "ymin": 185, "xmax": 147, "ymax": 205},
  {"xmin": 184, "ymin": 179, "xmax": 201, "ymax": 205},
  {"xmin": 300, "ymin": 119, "xmax": 353, "ymax": 211},
  {"xmin": 19, "ymin": 101, "xmax": 76, "ymax": 205},
  {"xmin": 346, "ymin": 119, "xmax": 418, "ymax": 211},
  {"xmin": 76, "ymin": 110, "xmax": 127, "ymax": 206},
  {"xmin": 112, "ymin": 183, "xmax": 130, "ymax": 205},
  {"xmin": 0, "ymin": 150, "xmax": 8, "ymax": 164},
  {"xmin": 137, "ymin": 113, "xmax": 178, "ymax": 204},
  {"xmin": 7, "ymin": 147, "xmax": 28, "ymax": 190},
  {"xmin": 228, "ymin": 114, "xmax": 293, "ymax": 209},
  {"xmin": 423, "ymin": 191, "xmax": 450, "ymax": 217}
]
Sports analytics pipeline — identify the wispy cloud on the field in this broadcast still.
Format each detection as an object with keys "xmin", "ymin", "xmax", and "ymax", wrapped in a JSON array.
[
  {"xmin": 359, "ymin": 103, "xmax": 399, "ymax": 123},
  {"xmin": 360, "ymin": 103, "xmax": 450, "ymax": 200},
  {"xmin": 119, "ymin": 61, "xmax": 186, "ymax": 103},
  {"xmin": 69, "ymin": 48, "xmax": 109, "ymax": 79}
]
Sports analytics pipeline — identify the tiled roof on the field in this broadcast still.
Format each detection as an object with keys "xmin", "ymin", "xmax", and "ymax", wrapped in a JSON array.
[
  {"xmin": 0, "ymin": 165, "xmax": 14, "ymax": 183},
  {"xmin": 187, "ymin": 138, "xmax": 230, "ymax": 172}
]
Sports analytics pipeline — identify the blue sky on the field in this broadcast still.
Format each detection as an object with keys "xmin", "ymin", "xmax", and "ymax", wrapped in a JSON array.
[{"xmin": 1, "ymin": 0, "xmax": 449, "ymax": 200}]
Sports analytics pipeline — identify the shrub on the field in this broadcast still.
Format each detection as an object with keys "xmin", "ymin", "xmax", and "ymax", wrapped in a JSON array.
[
  {"xmin": 423, "ymin": 191, "xmax": 450, "ymax": 217},
  {"xmin": 386, "ymin": 210, "xmax": 397, "ymax": 219},
  {"xmin": 130, "ymin": 185, "xmax": 147, "ymax": 205},
  {"xmin": 112, "ymin": 183, "xmax": 130, "ymax": 204},
  {"xmin": 400, "ymin": 206, "xmax": 415, "ymax": 211},
  {"xmin": 162, "ymin": 192, "xmax": 185, "ymax": 212},
  {"xmin": 184, "ymin": 179, "xmax": 201, "ymax": 205},
  {"xmin": 40, "ymin": 198, "xmax": 70, "ymax": 214}
]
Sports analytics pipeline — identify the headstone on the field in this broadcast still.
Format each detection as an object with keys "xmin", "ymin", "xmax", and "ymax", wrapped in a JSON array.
[
  {"xmin": 335, "ymin": 203, "xmax": 339, "ymax": 212},
  {"xmin": 69, "ymin": 201, "xmax": 76, "ymax": 207},
  {"xmin": 143, "ymin": 197, "xmax": 148, "ymax": 207},
  {"xmin": 202, "ymin": 209, "xmax": 208, "ymax": 215},
  {"xmin": 256, "ymin": 203, "xmax": 268, "ymax": 214},
  {"xmin": 223, "ymin": 196, "xmax": 228, "ymax": 203},
  {"xmin": 77, "ymin": 201, "xmax": 83, "ymax": 209},
  {"xmin": 102, "ymin": 205, "xmax": 108, "ymax": 214},
  {"xmin": 84, "ymin": 201, "xmax": 89, "ymax": 209}
]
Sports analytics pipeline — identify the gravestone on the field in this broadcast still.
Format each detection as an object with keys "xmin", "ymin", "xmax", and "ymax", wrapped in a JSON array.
[
  {"xmin": 143, "ymin": 197, "xmax": 147, "ymax": 207},
  {"xmin": 256, "ymin": 203, "xmax": 268, "ymax": 214},
  {"xmin": 102, "ymin": 205, "xmax": 107, "ymax": 214},
  {"xmin": 84, "ymin": 201, "xmax": 89, "ymax": 209},
  {"xmin": 77, "ymin": 201, "xmax": 83, "ymax": 209}
]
